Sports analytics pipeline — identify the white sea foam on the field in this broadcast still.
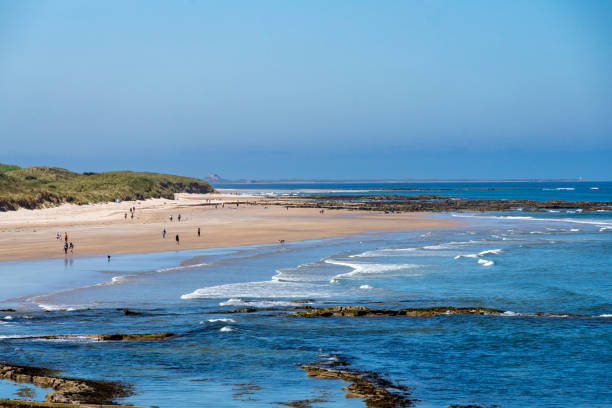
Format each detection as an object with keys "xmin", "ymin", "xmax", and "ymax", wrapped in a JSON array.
[
  {"xmin": 570, "ymin": 228, "xmax": 580, "ymax": 232},
  {"xmin": 156, "ymin": 263, "xmax": 208, "ymax": 273},
  {"xmin": 478, "ymin": 259, "xmax": 494, "ymax": 267},
  {"xmin": 219, "ymin": 326, "xmax": 233, "ymax": 332},
  {"xmin": 218, "ymin": 298, "xmax": 298, "ymax": 308},
  {"xmin": 3, "ymin": 316, "xmax": 13, "ymax": 320},
  {"xmin": 590, "ymin": 187, "xmax": 599, "ymax": 190},
  {"xmin": 542, "ymin": 187, "xmax": 575, "ymax": 191},
  {"xmin": 599, "ymin": 314, "xmax": 612, "ymax": 318},
  {"xmin": 206, "ymin": 318, "xmax": 236, "ymax": 323},
  {"xmin": 454, "ymin": 254, "xmax": 478, "ymax": 259},
  {"xmin": 349, "ymin": 247, "xmax": 418, "ymax": 258},
  {"xmin": 502, "ymin": 311, "xmax": 521, "ymax": 316},
  {"xmin": 325, "ymin": 259, "xmax": 421, "ymax": 283},
  {"xmin": 359, "ymin": 285, "xmax": 374, "ymax": 290},
  {"xmin": 36, "ymin": 303, "xmax": 78, "ymax": 311},
  {"xmin": 455, "ymin": 249, "xmax": 502, "ymax": 259},
  {"xmin": 181, "ymin": 280, "xmax": 332, "ymax": 300}
]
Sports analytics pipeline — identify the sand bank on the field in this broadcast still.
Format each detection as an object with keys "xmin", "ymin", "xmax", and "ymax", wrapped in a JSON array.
[{"xmin": 0, "ymin": 193, "xmax": 458, "ymax": 261}]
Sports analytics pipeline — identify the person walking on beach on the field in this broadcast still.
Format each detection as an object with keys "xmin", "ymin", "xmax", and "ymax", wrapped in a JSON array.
[
  {"xmin": 69, "ymin": 242, "xmax": 74, "ymax": 254},
  {"xmin": 64, "ymin": 232, "xmax": 68, "ymax": 242},
  {"xmin": 197, "ymin": 227, "xmax": 200, "ymax": 237},
  {"xmin": 178, "ymin": 214, "xmax": 181, "ymax": 222},
  {"xmin": 56, "ymin": 232, "xmax": 60, "ymax": 240},
  {"xmin": 176, "ymin": 234, "xmax": 180, "ymax": 246},
  {"xmin": 64, "ymin": 241, "xmax": 68, "ymax": 255},
  {"xmin": 170, "ymin": 215, "xmax": 173, "ymax": 222},
  {"xmin": 162, "ymin": 229, "xmax": 166, "ymax": 239},
  {"xmin": 124, "ymin": 212, "xmax": 127, "ymax": 220}
]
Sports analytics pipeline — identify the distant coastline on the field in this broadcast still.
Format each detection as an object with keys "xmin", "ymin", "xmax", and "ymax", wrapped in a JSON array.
[{"xmin": 205, "ymin": 173, "xmax": 588, "ymax": 185}]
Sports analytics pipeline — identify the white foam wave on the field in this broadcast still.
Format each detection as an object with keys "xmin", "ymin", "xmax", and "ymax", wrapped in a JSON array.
[
  {"xmin": 3, "ymin": 316, "xmax": 13, "ymax": 320},
  {"xmin": 219, "ymin": 326, "xmax": 233, "ymax": 332},
  {"xmin": 452, "ymin": 213, "xmax": 612, "ymax": 229},
  {"xmin": 454, "ymin": 254, "xmax": 478, "ymax": 259},
  {"xmin": 181, "ymin": 280, "xmax": 332, "ymax": 300},
  {"xmin": 542, "ymin": 187, "xmax": 575, "ymax": 191},
  {"xmin": 502, "ymin": 311, "xmax": 521, "ymax": 316},
  {"xmin": 590, "ymin": 187, "xmax": 599, "ymax": 190},
  {"xmin": 455, "ymin": 249, "xmax": 502, "ymax": 260},
  {"xmin": 219, "ymin": 298, "xmax": 298, "ymax": 307},
  {"xmin": 599, "ymin": 314, "xmax": 612, "ymax": 318},
  {"xmin": 325, "ymin": 259, "xmax": 421, "ymax": 282},
  {"xmin": 478, "ymin": 259, "xmax": 494, "ymax": 266},
  {"xmin": 349, "ymin": 247, "xmax": 418, "ymax": 258},
  {"xmin": 207, "ymin": 318, "xmax": 236, "ymax": 323},
  {"xmin": 36, "ymin": 303, "xmax": 79, "ymax": 311},
  {"xmin": 156, "ymin": 263, "xmax": 208, "ymax": 273},
  {"xmin": 359, "ymin": 285, "xmax": 374, "ymax": 290}
]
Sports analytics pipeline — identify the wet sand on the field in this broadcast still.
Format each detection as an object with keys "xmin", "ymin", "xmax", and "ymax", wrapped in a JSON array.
[{"xmin": 0, "ymin": 193, "xmax": 458, "ymax": 261}]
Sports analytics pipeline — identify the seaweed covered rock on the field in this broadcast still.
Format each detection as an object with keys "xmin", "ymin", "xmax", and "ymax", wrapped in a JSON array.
[
  {"xmin": 292, "ymin": 306, "xmax": 505, "ymax": 318},
  {"xmin": 301, "ymin": 365, "xmax": 414, "ymax": 407}
]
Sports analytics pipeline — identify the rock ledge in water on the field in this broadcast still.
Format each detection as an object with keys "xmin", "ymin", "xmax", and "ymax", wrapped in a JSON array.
[
  {"xmin": 292, "ymin": 306, "xmax": 505, "ymax": 317},
  {"xmin": 301, "ymin": 365, "xmax": 414, "ymax": 407},
  {"xmin": 0, "ymin": 363, "xmax": 141, "ymax": 406}
]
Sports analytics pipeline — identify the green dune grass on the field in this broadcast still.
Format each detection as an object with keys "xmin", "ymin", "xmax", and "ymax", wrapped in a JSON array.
[{"xmin": 0, "ymin": 164, "xmax": 214, "ymax": 211}]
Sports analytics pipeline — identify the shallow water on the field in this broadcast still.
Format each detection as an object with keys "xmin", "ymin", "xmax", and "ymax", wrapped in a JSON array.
[{"xmin": 1, "ymin": 213, "xmax": 611, "ymax": 407}]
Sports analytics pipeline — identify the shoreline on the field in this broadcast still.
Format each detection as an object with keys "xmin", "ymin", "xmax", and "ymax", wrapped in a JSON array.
[{"xmin": 0, "ymin": 193, "xmax": 460, "ymax": 262}]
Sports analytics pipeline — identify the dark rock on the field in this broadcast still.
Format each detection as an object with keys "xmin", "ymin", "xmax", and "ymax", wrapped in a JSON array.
[
  {"xmin": 120, "ymin": 308, "xmax": 143, "ymax": 316},
  {"xmin": 0, "ymin": 363, "xmax": 138, "ymax": 405},
  {"xmin": 226, "ymin": 308, "xmax": 258, "ymax": 314},
  {"xmin": 301, "ymin": 365, "xmax": 414, "ymax": 407}
]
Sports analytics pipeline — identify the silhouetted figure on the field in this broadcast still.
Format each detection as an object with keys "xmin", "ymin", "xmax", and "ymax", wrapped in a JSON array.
[
  {"xmin": 69, "ymin": 242, "xmax": 74, "ymax": 254},
  {"xmin": 64, "ymin": 242, "xmax": 68, "ymax": 255},
  {"xmin": 162, "ymin": 229, "xmax": 166, "ymax": 238},
  {"xmin": 107, "ymin": 255, "xmax": 111, "ymax": 261},
  {"xmin": 197, "ymin": 227, "xmax": 200, "ymax": 237},
  {"xmin": 176, "ymin": 234, "xmax": 180, "ymax": 246},
  {"xmin": 170, "ymin": 215, "xmax": 173, "ymax": 222},
  {"xmin": 178, "ymin": 214, "xmax": 181, "ymax": 222}
]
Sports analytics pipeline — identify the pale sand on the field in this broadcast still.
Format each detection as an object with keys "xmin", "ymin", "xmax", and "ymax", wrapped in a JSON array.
[{"xmin": 0, "ymin": 193, "xmax": 458, "ymax": 261}]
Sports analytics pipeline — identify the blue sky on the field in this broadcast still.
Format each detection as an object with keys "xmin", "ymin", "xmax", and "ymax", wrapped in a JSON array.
[{"xmin": 1, "ymin": 0, "xmax": 610, "ymax": 179}]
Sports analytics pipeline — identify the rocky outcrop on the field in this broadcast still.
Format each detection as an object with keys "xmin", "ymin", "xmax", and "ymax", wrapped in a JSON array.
[
  {"xmin": 269, "ymin": 194, "xmax": 612, "ymax": 213},
  {"xmin": 3, "ymin": 333, "xmax": 175, "ymax": 342},
  {"xmin": 0, "ymin": 400, "xmax": 152, "ymax": 407},
  {"xmin": 225, "ymin": 308, "xmax": 259, "ymax": 314},
  {"xmin": 292, "ymin": 306, "xmax": 505, "ymax": 318},
  {"xmin": 0, "ymin": 363, "xmax": 134, "ymax": 405}
]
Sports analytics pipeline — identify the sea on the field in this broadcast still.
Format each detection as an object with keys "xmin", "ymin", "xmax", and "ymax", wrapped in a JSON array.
[{"xmin": 0, "ymin": 181, "xmax": 610, "ymax": 407}]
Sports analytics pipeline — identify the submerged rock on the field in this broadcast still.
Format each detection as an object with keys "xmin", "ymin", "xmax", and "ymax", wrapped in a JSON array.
[
  {"xmin": 301, "ymin": 365, "xmax": 414, "ymax": 407},
  {"xmin": 292, "ymin": 306, "xmax": 505, "ymax": 318},
  {"xmin": 225, "ymin": 308, "xmax": 258, "ymax": 314},
  {"xmin": 120, "ymin": 308, "xmax": 143, "ymax": 316},
  {"xmin": 9, "ymin": 332, "xmax": 175, "ymax": 342},
  {"xmin": 0, "ymin": 363, "xmax": 140, "ymax": 406}
]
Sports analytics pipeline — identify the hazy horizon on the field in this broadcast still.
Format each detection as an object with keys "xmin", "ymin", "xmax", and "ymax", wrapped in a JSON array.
[{"xmin": 1, "ymin": 1, "xmax": 611, "ymax": 179}]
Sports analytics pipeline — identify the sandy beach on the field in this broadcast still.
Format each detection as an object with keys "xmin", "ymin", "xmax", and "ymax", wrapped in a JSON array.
[{"xmin": 0, "ymin": 193, "xmax": 457, "ymax": 261}]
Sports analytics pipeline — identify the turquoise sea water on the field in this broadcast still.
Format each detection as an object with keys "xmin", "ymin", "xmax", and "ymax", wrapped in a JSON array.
[{"xmin": 1, "ymin": 183, "xmax": 611, "ymax": 407}]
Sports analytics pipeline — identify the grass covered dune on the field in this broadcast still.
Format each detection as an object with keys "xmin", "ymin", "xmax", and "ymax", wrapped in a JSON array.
[{"xmin": 0, "ymin": 164, "xmax": 214, "ymax": 211}]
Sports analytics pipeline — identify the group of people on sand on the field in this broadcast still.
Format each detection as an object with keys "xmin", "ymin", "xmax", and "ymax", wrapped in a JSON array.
[
  {"xmin": 169, "ymin": 214, "xmax": 181, "ymax": 222},
  {"xmin": 162, "ymin": 227, "xmax": 201, "ymax": 246},
  {"xmin": 56, "ymin": 231, "xmax": 74, "ymax": 255},
  {"xmin": 124, "ymin": 206, "xmax": 137, "ymax": 220}
]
